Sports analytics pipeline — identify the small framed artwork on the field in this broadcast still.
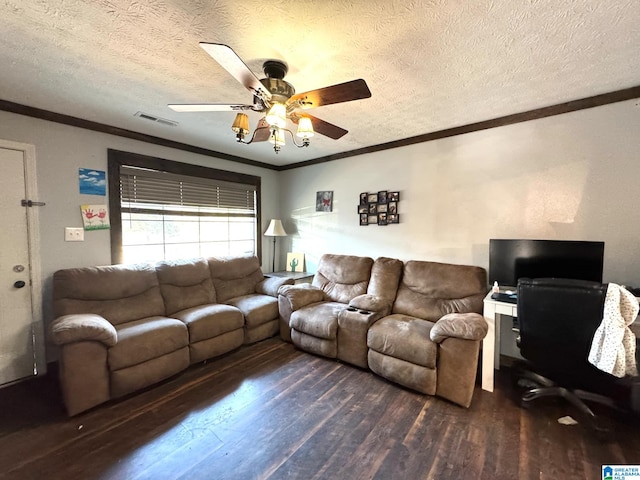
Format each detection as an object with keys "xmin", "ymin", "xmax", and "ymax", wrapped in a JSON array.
[
  {"xmin": 389, "ymin": 213, "xmax": 400, "ymax": 224},
  {"xmin": 388, "ymin": 191, "xmax": 400, "ymax": 202},
  {"xmin": 286, "ymin": 252, "xmax": 305, "ymax": 272},
  {"xmin": 316, "ymin": 191, "xmax": 333, "ymax": 212},
  {"xmin": 358, "ymin": 205, "xmax": 368, "ymax": 214},
  {"xmin": 369, "ymin": 203, "xmax": 377, "ymax": 214},
  {"xmin": 81, "ymin": 204, "xmax": 110, "ymax": 230},
  {"xmin": 378, "ymin": 212, "xmax": 388, "ymax": 225},
  {"xmin": 360, "ymin": 214, "xmax": 369, "ymax": 225},
  {"xmin": 368, "ymin": 214, "xmax": 378, "ymax": 224},
  {"xmin": 388, "ymin": 201, "xmax": 398, "ymax": 214},
  {"xmin": 378, "ymin": 190, "xmax": 388, "ymax": 204},
  {"xmin": 359, "ymin": 192, "xmax": 368, "ymax": 205},
  {"xmin": 378, "ymin": 203, "xmax": 388, "ymax": 213},
  {"xmin": 79, "ymin": 168, "xmax": 107, "ymax": 196},
  {"xmin": 367, "ymin": 193, "xmax": 378, "ymax": 203}
]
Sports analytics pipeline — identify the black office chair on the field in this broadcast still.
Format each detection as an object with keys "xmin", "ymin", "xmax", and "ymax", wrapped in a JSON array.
[{"xmin": 513, "ymin": 278, "xmax": 635, "ymax": 429}]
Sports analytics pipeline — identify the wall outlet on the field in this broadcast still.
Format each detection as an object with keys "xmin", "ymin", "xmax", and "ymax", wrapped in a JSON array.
[{"xmin": 64, "ymin": 227, "xmax": 84, "ymax": 242}]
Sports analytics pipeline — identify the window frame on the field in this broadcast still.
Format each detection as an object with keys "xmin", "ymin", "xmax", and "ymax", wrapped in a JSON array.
[{"xmin": 108, "ymin": 149, "xmax": 262, "ymax": 265}]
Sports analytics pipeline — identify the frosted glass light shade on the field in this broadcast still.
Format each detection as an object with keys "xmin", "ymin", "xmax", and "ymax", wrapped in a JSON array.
[
  {"xmin": 296, "ymin": 116, "xmax": 314, "ymax": 138},
  {"xmin": 265, "ymin": 103, "xmax": 287, "ymax": 128},
  {"xmin": 268, "ymin": 128, "xmax": 286, "ymax": 146},
  {"xmin": 264, "ymin": 219, "xmax": 287, "ymax": 237}
]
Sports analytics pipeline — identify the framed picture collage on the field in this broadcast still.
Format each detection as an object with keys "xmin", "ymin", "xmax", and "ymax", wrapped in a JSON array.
[{"xmin": 358, "ymin": 190, "xmax": 400, "ymax": 226}]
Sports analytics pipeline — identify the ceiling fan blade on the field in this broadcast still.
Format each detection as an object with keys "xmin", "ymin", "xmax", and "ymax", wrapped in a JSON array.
[
  {"xmin": 199, "ymin": 42, "xmax": 272, "ymax": 102},
  {"xmin": 287, "ymin": 79, "xmax": 371, "ymax": 109},
  {"xmin": 168, "ymin": 104, "xmax": 257, "ymax": 112},
  {"xmin": 291, "ymin": 113, "xmax": 348, "ymax": 140}
]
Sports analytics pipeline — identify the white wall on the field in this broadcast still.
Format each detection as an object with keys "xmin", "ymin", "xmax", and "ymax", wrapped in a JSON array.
[
  {"xmin": 2, "ymin": 98, "xmax": 639, "ymax": 361},
  {"xmin": 279, "ymin": 99, "xmax": 640, "ymax": 286},
  {"xmin": 0, "ymin": 110, "xmax": 281, "ymax": 341}
]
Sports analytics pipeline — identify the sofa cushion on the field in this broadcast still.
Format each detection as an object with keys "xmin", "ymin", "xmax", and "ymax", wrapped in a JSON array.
[
  {"xmin": 290, "ymin": 302, "xmax": 344, "ymax": 340},
  {"xmin": 367, "ymin": 314, "xmax": 438, "ymax": 369},
  {"xmin": 392, "ymin": 260, "xmax": 487, "ymax": 321},
  {"xmin": 53, "ymin": 264, "xmax": 165, "ymax": 325},
  {"xmin": 313, "ymin": 254, "xmax": 374, "ymax": 304},
  {"xmin": 208, "ymin": 255, "xmax": 264, "ymax": 303},
  {"xmin": 109, "ymin": 317, "xmax": 188, "ymax": 371},
  {"xmin": 171, "ymin": 304, "xmax": 243, "ymax": 343},
  {"xmin": 156, "ymin": 258, "xmax": 216, "ymax": 315},
  {"xmin": 226, "ymin": 294, "xmax": 278, "ymax": 328}
]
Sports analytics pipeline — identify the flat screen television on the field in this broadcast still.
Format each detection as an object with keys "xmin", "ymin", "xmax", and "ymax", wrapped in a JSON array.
[{"xmin": 489, "ymin": 239, "xmax": 605, "ymax": 287}]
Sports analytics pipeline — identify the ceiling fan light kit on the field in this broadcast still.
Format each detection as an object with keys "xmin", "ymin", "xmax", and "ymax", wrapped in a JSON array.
[
  {"xmin": 265, "ymin": 103, "xmax": 287, "ymax": 129},
  {"xmin": 169, "ymin": 43, "xmax": 372, "ymax": 155}
]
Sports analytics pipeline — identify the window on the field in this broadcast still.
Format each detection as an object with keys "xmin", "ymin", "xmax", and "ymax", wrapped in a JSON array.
[{"xmin": 108, "ymin": 150, "xmax": 261, "ymax": 264}]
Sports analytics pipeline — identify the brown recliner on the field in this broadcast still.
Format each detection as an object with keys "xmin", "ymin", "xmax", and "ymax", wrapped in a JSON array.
[
  {"xmin": 280, "ymin": 254, "xmax": 374, "ymax": 359},
  {"xmin": 209, "ymin": 255, "xmax": 293, "ymax": 344},
  {"xmin": 156, "ymin": 258, "xmax": 245, "ymax": 364},
  {"xmin": 367, "ymin": 260, "xmax": 489, "ymax": 408},
  {"xmin": 50, "ymin": 263, "xmax": 191, "ymax": 416}
]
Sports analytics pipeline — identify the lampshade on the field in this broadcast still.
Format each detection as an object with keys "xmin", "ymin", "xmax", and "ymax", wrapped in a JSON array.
[
  {"xmin": 264, "ymin": 219, "xmax": 287, "ymax": 237},
  {"xmin": 296, "ymin": 116, "xmax": 314, "ymax": 138},
  {"xmin": 268, "ymin": 127, "xmax": 286, "ymax": 146},
  {"xmin": 265, "ymin": 103, "xmax": 287, "ymax": 128},
  {"xmin": 231, "ymin": 113, "xmax": 250, "ymax": 135}
]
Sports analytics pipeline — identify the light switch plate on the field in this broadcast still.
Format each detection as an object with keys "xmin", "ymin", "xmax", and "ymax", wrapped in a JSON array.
[{"xmin": 64, "ymin": 227, "xmax": 84, "ymax": 242}]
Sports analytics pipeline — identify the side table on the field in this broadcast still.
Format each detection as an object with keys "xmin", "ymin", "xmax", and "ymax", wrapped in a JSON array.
[{"xmin": 266, "ymin": 271, "xmax": 314, "ymax": 285}]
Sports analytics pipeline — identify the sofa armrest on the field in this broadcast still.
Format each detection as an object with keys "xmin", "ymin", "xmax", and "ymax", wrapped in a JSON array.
[
  {"xmin": 349, "ymin": 294, "xmax": 391, "ymax": 315},
  {"xmin": 430, "ymin": 313, "xmax": 488, "ymax": 344},
  {"xmin": 50, "ymin": 314, "xmax": 118, "ymax": 347},
  {"xmin": 278, "ymin": 283, "xmax": 325, "ymax": 311},
  {"xmin": 257, "ymin": 276, "xmax": 294, "ymax": 297}
]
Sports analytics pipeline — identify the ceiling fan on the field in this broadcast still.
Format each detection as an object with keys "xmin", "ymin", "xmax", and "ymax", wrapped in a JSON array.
[{"xmin": 169, "ymin": 43, "xmax": 372, "ymax": 153}]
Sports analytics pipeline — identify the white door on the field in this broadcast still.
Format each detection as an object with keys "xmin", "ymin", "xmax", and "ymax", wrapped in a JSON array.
[{"xmin": 0, "ymin": 142, "xmax": 44, "ymax": 386}]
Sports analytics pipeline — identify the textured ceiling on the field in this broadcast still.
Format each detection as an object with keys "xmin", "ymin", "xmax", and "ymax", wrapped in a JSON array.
[{"xmin": 2, "ymin": 0, "xmax": 639, "ymax": 167}]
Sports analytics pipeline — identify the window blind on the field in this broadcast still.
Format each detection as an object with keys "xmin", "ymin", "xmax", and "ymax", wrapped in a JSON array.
[{"xmin": 120, "ymin": 166, "xmax": 256, "ymax": 214}]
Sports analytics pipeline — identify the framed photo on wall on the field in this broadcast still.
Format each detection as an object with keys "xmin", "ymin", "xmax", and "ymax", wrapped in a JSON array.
[
  {"xmin": 357, "ymin": 190, "xmax": 400, "ymax": 226},
  {"xmin": 316, "ymin": 191, "xmax": 333, "ymax": 212}
]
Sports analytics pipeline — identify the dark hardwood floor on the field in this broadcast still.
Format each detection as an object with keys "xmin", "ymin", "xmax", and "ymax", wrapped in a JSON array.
[{"xmin": 1, "ymin": 338, "xmax": 638, "ymax": 480}]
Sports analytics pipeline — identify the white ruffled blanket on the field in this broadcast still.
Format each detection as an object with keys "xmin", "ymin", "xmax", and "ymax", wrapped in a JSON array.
[{"xmin": 588, "ymin": 283, "xmax": 638, "ymax": 378}]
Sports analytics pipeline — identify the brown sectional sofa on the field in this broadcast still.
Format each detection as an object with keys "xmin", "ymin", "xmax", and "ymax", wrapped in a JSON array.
[
  {"xmin": 278, "ymin": 254, "xmax": 489, "ymax": 408},
  {"xmin": 50, "ymin": 251, "xmax": 489, "ymax": 415},
  {"xmin": 50, "ymin": 255, "xmax": 292, "ymax": 416}
]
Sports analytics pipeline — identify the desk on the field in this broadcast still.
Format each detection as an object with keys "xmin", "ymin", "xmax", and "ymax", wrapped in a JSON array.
[
  {"xmin": 482, "ymin": 290, "xmax": 640, "ymax": 392},
  {"xmin": 482, "ymin": 291, "xmax": 517, "ymax": 392},
  {"xmin": 266, "ymin": 271, "xmax": 314, "ymax": 284}
]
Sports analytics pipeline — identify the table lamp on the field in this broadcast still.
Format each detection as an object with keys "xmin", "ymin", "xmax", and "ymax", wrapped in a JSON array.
[{"xmin": 264, "ymin": 219, "xmax": 287, "ymax": 272}]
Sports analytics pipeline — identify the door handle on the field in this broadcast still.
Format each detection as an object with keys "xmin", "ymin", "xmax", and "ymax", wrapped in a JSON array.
[{"xmin": 13, "ymin": 280, "xmax": 26, "ymax": 288}]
